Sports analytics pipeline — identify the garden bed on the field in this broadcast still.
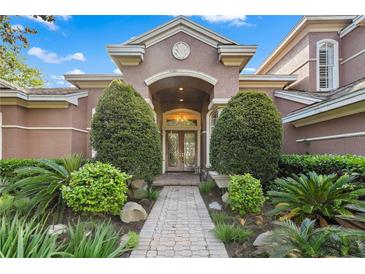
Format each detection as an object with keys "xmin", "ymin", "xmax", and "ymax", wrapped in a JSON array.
[{"xmin": 200, "ymin": 184, "xmax": 274, "ymax": 258}]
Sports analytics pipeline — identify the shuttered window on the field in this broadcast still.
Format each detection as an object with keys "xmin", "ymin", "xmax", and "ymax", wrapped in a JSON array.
[{"xmin": 317, "ymin": 40, "xmax": 338, "ymax": 91}]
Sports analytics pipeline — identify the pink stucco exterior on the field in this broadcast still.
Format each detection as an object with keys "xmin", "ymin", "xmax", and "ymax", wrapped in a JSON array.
[{"xmin": 1, "ymin": 16, "xmax": 364, "ymax": 164}]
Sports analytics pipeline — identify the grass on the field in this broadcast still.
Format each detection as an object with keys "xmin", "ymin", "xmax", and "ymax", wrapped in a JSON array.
[
  {"xmin": 63, "ymin": 220, "xmax": 134, "ymax": 258},
  {"xmin": 147, "ymin": 188, "xmax": 160, "ymax": 201},
  {"xmin": 199, "ymin": 180, "xmax": 216, "ymax": 194},
  {"xmin": 211, "ymin": 212, "xmax": 234, "ymax": 225},
  {"xmin": 214, "ymin": 223, "xmax": 252, "ymax": 244},
  {"xmin": 0, "ymin": 214, "xmax": 61, "ymax": 258}
]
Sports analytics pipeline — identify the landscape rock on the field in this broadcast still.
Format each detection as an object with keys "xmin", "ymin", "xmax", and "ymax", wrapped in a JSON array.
[
  {"xmin": 131, "ymin": 179, "xmax": 147, "ymax": 190},
  {"xmin": 47, "ymin": 224, "xmax": 68, "ymax": 236},
  {"xmin": 221, "ymin": 192, "xmax": 229, "ymax": 204},
  {"xmin": 209, "ymin": 201, "xmax": 222, "ymax": 211},
  {"xmin": 120, "ymin": 233, "xmax": 130, "ymax": 247},
  {"xmin": 253, "ymin": 231, "xmax": 273, "ymax": 247},
  {"xmin": 121, "ymin": 202, "xmax": 148, "ymax": 223},
  {"xmin": 128, "ymin": 188, "xmax": 148, "ymax": 200}
]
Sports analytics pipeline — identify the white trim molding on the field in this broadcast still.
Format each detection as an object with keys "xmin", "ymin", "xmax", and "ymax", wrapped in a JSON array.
[
  {"xmin": 316, "ymin": 39, "xmax": 339, "ymax": 91},
  {"xmin": 339, "ymin": 15, "xmax": 365, "ymax": 38},
  {"xmin": 283, "ymin": 88, "xmax": 365, "ymax": 124},
  {"xmin": 340, "ymin": 48, "xmax": 365, "ymax": 65},
  {"xmin": 208, "ymin": 98, "xmax": 230, "ymax": 110},
  {"xmin": 125, "ymin": 16, "xmax": 237, "ymax": 48},
  {"xmin": 64, "ymin": 74, "xmax": 122, "ymax": 89},
  {"xmin": 2, "ymin": 125, "xmax": 89, "ymax": 134},
  {"xmin": 0, "ymin": 90, "xmax": 88, "ymax": 106},
  {"xmin": 297, "ymin": 131, "xmax": 365, "ymax": 143},
  {"xmin": 275, "ymin": 91, "xmax": 322, "ymax": 105},
  {"xmin": 144, "ymin": 69, "xmax": 218, "ymax": 86}
]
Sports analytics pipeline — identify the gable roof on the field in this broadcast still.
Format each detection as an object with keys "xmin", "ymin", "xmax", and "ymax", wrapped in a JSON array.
[{"xmin": 124, "ymin": 16, "xmax": 238, "ymax": 48}]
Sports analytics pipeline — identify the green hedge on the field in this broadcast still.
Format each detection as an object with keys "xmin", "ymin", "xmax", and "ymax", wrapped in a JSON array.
[
  {"xmin": 279, "ymin": 154, "xmax": 365, "ymax": 182},
  {"xmin": 0, "ymin": 159, "xmax": 63, "ymax": 183}
]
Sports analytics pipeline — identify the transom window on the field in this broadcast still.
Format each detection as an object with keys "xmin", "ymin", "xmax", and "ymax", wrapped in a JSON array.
[{"xmin": 316, "ymin": 39, "xmax": 339, "ymax": 91}]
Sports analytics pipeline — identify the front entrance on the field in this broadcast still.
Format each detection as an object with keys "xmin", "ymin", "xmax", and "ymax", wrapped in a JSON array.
[
  {"xmin": 162, "ymin": 109, "xmax": 201, "ymax": 173},
  {"xmin": 167, "ymin": 131, "xmax": 197, "ymax": 172}
]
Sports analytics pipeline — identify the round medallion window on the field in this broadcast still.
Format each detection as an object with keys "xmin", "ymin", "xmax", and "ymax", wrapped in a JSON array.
[{"xmin": 172, "ymin": 41, "xmax": 190, "ymax": 60}]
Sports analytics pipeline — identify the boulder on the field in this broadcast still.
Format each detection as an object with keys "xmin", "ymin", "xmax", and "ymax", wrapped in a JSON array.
[
  {"xmin": 128, "ymin": 188, "xmax": 148, "ymax": 200},
  {"xmin": 131, "ymin": 179, "xmax": 147, "ymax": 190},
  {"xmin": 221, "ymin": 192, "xmax": 229, "ymax": 204},
  {"xmin": 121, "ymin": 202, "xmax": 148, "ymax": 223},
  {"xmin": 209, "ymin": 201, "xmax": 222, "ymax": 211},
  {"xmin": 253, "ymin": 231, "xmax": 273, "ymax": 247},
  {"xmin": 47, "ymin": 224, "xmax": 68, "ymax": 236}
]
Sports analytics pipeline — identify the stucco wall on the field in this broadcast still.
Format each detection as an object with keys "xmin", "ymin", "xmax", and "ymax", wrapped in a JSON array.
[
  {"xmin": 284, "ymin": 112, "xmax": 365, "ymax": 155},
  {"xmin": 121, "ymin": 32, "xmax": 240, "ymax": 100},
  {"xmin": 340, "ymin": 26, "xmax": 365, "ymax": 86}
]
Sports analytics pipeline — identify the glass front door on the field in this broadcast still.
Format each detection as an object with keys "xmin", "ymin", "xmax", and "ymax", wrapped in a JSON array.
[{"xmin": 167, "ymin": 131, "xmax": 197, "ymax": 172}]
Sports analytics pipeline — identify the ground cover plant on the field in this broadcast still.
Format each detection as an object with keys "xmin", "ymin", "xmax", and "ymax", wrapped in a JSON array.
[
  {"xmin": 62, "ymin": 162, "xmax": 130, "ymax": 215},
  {"xmin": 91, "ymin": 80, "xmax": 162, "ymax": 184},
  {"xmin": 228, "ymin": 174, "xmax": 265, "ymax": 216},
  {"xmin": 199, "ymin": 179, "xmax": 216, "ymax": 194},
  {"xmin": 214, "ymin": 223, "xmax": 252, "ymax": 244},
  {"xmin": 268, "ymin": 171, "xmax": 365, "ymax": 225},
  {"xmin": 0, "ymin": 214, "xmax": 138, "ymax": 258},
  {"xmin": 210, "ymin": 91, "xmax": 282, "ymax": 183}
]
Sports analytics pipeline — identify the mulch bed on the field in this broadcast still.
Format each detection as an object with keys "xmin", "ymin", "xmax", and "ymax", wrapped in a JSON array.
[{"xmin": 201, "ymin": 185, "xmax": 275, "ymax": 258}]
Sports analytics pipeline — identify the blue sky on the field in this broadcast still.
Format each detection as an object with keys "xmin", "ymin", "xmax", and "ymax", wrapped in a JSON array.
[{"xmin": 11, "ymin": 15, "xmax": 302, "ymax": 87}]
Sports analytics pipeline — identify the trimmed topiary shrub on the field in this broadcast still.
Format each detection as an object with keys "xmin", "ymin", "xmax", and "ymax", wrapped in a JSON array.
[
  {"xmin": 91, "ymin": 80, "xmax": 162, "ymax": 183},
  {"xmin": 62, "ymin": 162, "xmax": 130, "ymax": 215},
  {"xmin": 210, "ymin": 91, "xmax": 282, "ymax": 182},
  {"xmin": 228, "ymin": 174, "xmax": 265, "ymax": 216}
]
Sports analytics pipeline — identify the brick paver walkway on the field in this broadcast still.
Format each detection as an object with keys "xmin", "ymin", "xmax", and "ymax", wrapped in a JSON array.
[{"xmin": 130, "ymin": 186, "xmax": 228, "ymax": 258}]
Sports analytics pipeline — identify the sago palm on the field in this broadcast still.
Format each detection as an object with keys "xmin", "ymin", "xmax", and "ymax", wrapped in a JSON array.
[
  {"xmin": 1, "ymin": 154, "xmax": 84, "ymax": 221},
  {"xmin": 268, "ymin": 172, "xmax": 365, "ymax": 224},
  {"xmin": 258, "ymin": 218, "xmax": 365, "ymax": 258}
]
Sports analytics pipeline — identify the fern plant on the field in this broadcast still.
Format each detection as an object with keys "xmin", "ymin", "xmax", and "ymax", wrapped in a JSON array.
[{"xmin": 268, "ymin": 172, "xmax": 365, "ymax": 224}]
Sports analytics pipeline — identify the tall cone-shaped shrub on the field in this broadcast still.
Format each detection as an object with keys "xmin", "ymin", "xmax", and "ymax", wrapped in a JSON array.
[
  {"xmin": 210, "ymin": 91, "xmax": 282, "ymax": 183},
  {"xmin": 91, "ymin": 80, "xmax": 162, "ymax": 182}
]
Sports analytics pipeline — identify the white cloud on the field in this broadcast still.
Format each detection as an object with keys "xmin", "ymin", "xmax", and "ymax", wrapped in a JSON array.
[
  {"xmin": 28, "ymin": 47, "xmax": 62, "ymax": 63},
  {"xmin": 63, "ymin": 53, "xmax": 87, "ymax": 62},
  {"xmin": 11, "ymin": 24, "xmax": 24, "ymax": 31},
  {"xmin": 200, "ymin": 15, "xmax": 250, "ymax": 26},
  {"xmin": 113, "ymin": 68, "xmax": 122, "ymax": 74},
  {"xmin": 27, "ymin": 47, "xmax": 87, "ymax": 64},
  {"xmin": 66, "ymin": 69, "xmax": 85, "ymax": 74},
  {"xmin": 243, "ymin": 67, "xmax": 256, "ymax": 73},
  {"xmin": 24, "ymin": 15, "xmax": 59, "ymax": 31}
]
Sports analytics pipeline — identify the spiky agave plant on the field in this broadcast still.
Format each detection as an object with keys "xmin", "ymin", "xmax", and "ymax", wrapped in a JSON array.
[
  {"xmin": 268, "ymin": 172, "xmax": 365, "ymax": 225},
  {"xmin": 1, "ymin": 154, "xmax": 84, "ymax": 221}
]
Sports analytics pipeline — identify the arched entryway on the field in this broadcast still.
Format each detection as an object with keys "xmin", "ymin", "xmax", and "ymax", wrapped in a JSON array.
[{"xmin": 146, "ymin": 71, "xmax": 215, "ymax": 173}]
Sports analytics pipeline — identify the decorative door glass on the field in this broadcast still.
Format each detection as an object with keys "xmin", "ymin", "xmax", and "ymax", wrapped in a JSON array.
[
  {"xmin": 167, "ymin": 132, "xmax": 179, "ymax": 168},
  {"xmin": 184, "ymin": 132, "xmax": 196, "ymax": 171}
]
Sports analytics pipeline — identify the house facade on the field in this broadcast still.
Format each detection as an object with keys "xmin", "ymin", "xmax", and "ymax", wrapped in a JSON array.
[{"xmin": 1, "ymin": 15, "xmax": 364, "ymax": 173}]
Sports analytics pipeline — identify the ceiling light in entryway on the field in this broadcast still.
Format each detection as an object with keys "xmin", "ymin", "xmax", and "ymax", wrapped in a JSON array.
[
  {"xmin": 179, "ymin": 99, "xmax": 184, "ymax": 102},
  {"xmin": 178, "ymin": 87, "xmax": 184, "ymax": 91}
]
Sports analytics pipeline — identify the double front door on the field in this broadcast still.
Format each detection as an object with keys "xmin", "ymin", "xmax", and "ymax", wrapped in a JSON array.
[{"xmin": 167, "ymin": 131, "xmax": 197, "ymax": 172}]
